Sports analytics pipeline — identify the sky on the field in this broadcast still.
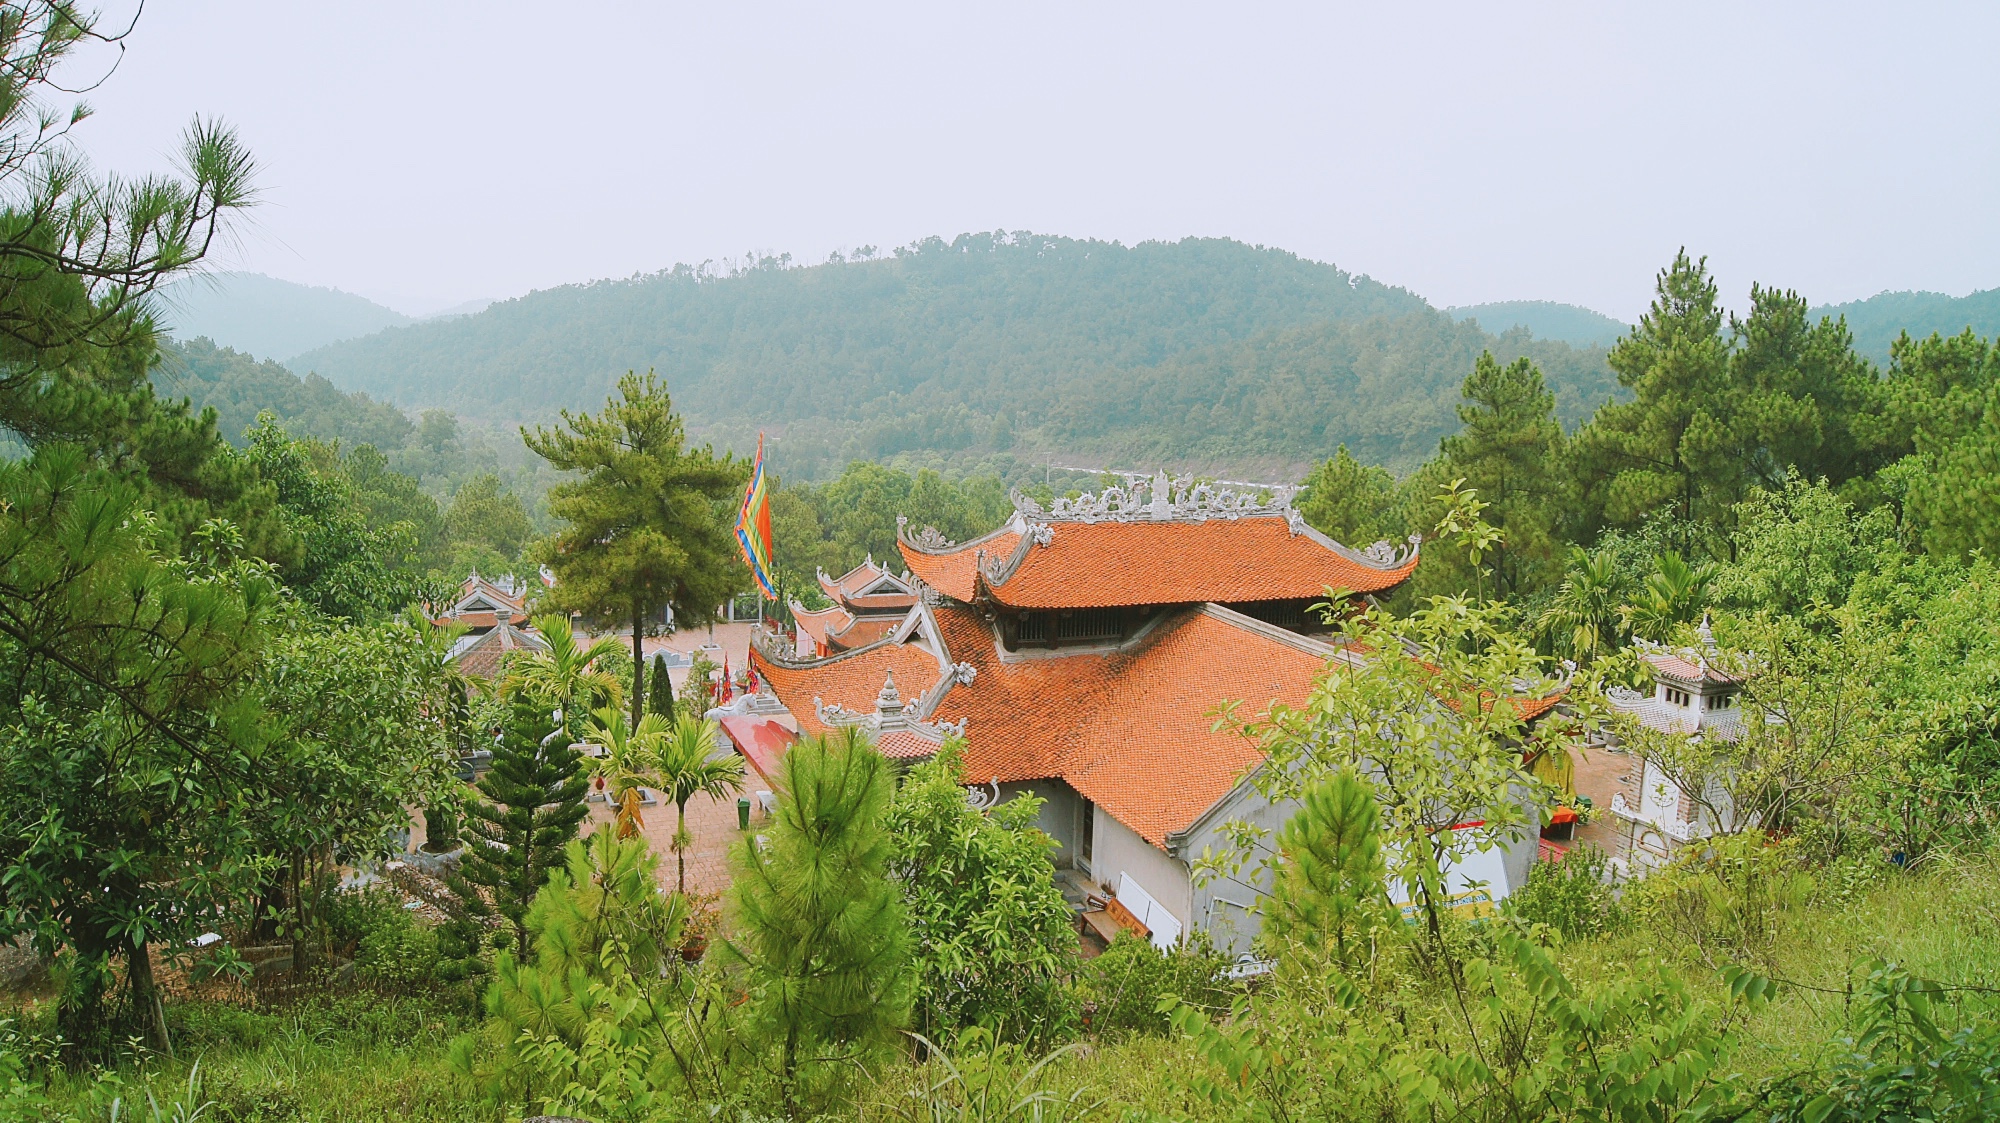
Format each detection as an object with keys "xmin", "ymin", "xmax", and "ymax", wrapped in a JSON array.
[{"xmin": 61, "ymin": 1, "xmax": 2000, "ymax": 320}]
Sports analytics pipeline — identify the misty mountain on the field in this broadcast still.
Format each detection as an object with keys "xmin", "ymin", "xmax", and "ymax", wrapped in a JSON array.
[
  {"xmin": 1448, "ymin": 300, "xmax": 1629, "ymax": 348},
  {"xmin": 155, "ymin": 272, "xmax": 413, "ymax": 362},
  {"xmin": 292, "ymin": 233, "xmax": 1619, "ymax": 476},
  {"xmin": 1813, "ymin": 288, "xmax": 2000, "ymax": 363}
]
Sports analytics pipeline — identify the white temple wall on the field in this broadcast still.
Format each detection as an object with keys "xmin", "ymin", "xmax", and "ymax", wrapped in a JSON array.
[
  {"xmin": 1000, "ymin": 779, "xmax": 1081, "ymax": 865},
  {"xmin": 1092, "ymin": 808, "xmax": 1192, "ymax": 935}
]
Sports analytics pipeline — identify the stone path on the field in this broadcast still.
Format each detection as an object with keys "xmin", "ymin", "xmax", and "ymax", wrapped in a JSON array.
[{"xmin": 581, "ymin": 784, "xmax": 763, "ymax": 898}]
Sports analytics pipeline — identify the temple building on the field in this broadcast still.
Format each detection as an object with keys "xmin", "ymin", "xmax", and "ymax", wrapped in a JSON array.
[
  {"xmin": 435, "ymin": 572, "xmax": 548, "ymax": 678},
  {"xmin": 1600, "ymin": 622, "xmax": 1747, "ymax": 870},
  {"xmin": 747, "ymin": 472, "xmax": 1558, "ymax": 955},
  {"xmin": 789, "ymin": 557, "xmax": 920, "ymax": 658}
]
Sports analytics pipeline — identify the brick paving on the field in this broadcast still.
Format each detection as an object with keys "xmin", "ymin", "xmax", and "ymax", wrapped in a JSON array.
[
  {"xmin": 1569, "ymin": 741, "xmax": 1641, "ymax": 857},
  {"xmin": 581, "ymin": 783, "xmax": 763, "ymax": 897}
]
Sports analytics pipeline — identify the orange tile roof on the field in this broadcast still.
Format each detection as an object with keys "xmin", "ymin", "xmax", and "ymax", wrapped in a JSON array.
[
  {"xmin": 757, "ymin": 602, "xmax": 1560, "ymax": 850},
  {"xmin": 901, "ymin": 528, "xmax": 1022, "ymax": 602},
  {"xmin": 901, "ymin": 516, "xmax": 1415, "ymax": 609},
  {"xmin": 751, "ymin": 641, "xmax": 945, "ymax": 737},
  {"xmin": 792, "ymin": 603, "xmax": 851, "ymax": 648},
  {"xmin": 766, "ymin": 602, "xmax": 1335, "ymax": 847}
]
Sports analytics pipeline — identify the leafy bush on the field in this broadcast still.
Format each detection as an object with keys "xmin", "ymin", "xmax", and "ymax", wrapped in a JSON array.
[
  {"xmin": 356, "ymin": 911, "xmax": 441, "ymax": 994},
  {"xmin": 1077, "ymin": 934, "xmax": 1234, "ymax": 1039},
  {"xmin": 1503, "ymin": 843, "xmax": 1622, "ymax": 939},
  {"xmin": 1624, "ymin": 830, "xmax": 1812, "ymax": 964}
]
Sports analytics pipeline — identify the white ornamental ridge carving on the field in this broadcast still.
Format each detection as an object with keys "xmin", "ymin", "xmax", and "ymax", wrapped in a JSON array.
[
  {"xmin": 1009, "ymin": 472, "xmax": 1300, "ymax": 525},
  {"xmin": 951, "ymin": 662, "xmax": 977, "ymax": 685},
  {"xmin": 912, "ymin": 525, "xmax": 953, "ymax": 549}
]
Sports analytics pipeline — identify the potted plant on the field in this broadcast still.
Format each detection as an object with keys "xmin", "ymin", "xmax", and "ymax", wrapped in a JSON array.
[{"xmin": 679, "ymin": 888, "xmax": 721, "ymax": 962}]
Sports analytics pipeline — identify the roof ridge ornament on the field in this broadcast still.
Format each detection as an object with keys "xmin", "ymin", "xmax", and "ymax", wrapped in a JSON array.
[{"xmin": 1010, "ymin": 472, "xmax": 1301, "ymax": 525}]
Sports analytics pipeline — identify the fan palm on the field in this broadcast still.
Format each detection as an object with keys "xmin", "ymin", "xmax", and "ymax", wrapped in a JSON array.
[
  {"xmin": 657, "ymin": 715, "xmax": 745, "ymax": 894},
  {"xmin": 1536, "ymin": 546, "xmax": 1629, "ymax": 663},
  {"xmin": 507, "ymin": 613, "xmax": 625, "ymax": 738},
  {"xmin": 587, "ymin": 707, "xmax": 672, "ymax": 839}
]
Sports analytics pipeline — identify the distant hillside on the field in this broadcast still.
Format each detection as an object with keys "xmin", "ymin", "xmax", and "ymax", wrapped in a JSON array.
[
  {"xmin": 154, "ymin": 337, "xmax": 415, "ymax": 450},
  {"xmin": 155, "ymin": 273, "xmax": 412, "ymax": 362},
  {"xmin": 1813, "ymin": 288, "xmax": 2000, "ymax": 363},
  {"xmin": 1448, "ymin": 301, "xmax": 1629, "ymax": 348},
  {"xmin": 292, "ymin": 233, "xmax": 1620, "ymax": 476}
]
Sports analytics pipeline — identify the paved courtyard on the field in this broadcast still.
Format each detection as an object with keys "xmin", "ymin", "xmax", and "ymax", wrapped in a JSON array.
[{"xmin": 580, "ymin": 783, "xmax": 765, "ymax": 898}]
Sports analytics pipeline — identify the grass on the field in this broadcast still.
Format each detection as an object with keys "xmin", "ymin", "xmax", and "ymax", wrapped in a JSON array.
[{"xmin": 10, "ymin": 850, "xmax": 2000, "ymax": 1121}]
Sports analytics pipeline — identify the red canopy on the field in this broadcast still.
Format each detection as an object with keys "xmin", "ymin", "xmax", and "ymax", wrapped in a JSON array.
[{"xmin": 717, "ymin": 715, "xmax": 796, "ymax": 787}]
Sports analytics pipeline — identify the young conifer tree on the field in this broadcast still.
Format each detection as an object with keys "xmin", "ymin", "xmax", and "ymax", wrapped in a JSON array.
[
  {"xmin": 452, "ymin": 692, "xmax": 590, "ymax": 956},
  {"xmin": 647, "ymin": 654, "xmax": 676, "ymax": 721},
  {"xmin": 724, "ymin": 727, "xmax": 911, "ymax": 1109},
  {"xmin": 1262, "ymin": 768, "xmax": 1394, "ymax": 977}
]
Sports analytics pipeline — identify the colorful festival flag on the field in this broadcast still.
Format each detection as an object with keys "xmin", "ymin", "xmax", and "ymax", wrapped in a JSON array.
[{"xmin": 735, "ymin": 433, "xmax": 777, "ymax": 599}]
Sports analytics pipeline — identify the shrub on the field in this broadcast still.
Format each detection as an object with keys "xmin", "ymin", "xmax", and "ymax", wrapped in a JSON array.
[
  {"xmin": 1624, "ymin": 830, "xmax": 1812, "ymax": 964},
  {"xmin": 355, "ymin": 911, "xmax": 441, "ymax": 993},
  {"xmin": 1077, "ymin": 933, "xmax": 1234, "ymax": 1039},
  {"xmin": 1503, "ymin": 843, "xmax": 1622, "ymax": 939}
]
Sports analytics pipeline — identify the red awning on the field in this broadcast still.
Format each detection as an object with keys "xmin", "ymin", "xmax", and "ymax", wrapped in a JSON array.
[
  {"xmin": 1548, "ymin": 806, "xmax": 1579, "ymax": 825},
  {"xmin": 717, "ymin": 715, "xmax": 797, "ymax": 788}
]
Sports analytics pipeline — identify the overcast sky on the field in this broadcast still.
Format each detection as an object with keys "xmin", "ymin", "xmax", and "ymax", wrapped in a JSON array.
[{"xmin": 63, "ymin": 1, "xmax": 2000, "ymax": 320}]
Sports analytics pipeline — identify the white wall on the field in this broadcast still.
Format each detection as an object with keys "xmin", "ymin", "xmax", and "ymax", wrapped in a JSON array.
[{"xmin": 1092, "ymin": 807, "xmax": 1192, "ymax": 934}]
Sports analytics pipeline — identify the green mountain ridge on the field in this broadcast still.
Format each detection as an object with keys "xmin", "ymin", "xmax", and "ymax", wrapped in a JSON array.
[
  {"xmin": 291, "ymin": 233, "xmax": 1620, "ymax": 477},
  {"xmin": 1447, "ymin": 300, "xmax": 1630, "ymax": 348},
  {"xmin": 1812, "ymin": 287, "xmax": 2000, "ymax": 362}
]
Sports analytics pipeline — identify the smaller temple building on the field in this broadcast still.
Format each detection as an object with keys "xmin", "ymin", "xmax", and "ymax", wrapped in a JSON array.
[
  {"xmin": 1601, "ymin": 623, "xmax": 1747, "ymax": 870},
  {"xmin": 435, "ymin": 572, "xmax": 548, "ymax": 678},
  {"xmin": 789, "ymin": 558, "xmax": 920, "ymax": 658}
]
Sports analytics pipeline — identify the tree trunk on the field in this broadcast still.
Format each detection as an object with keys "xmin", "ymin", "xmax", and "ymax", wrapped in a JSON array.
[
  {"xmin": 126, "ymin": 938, "xmax": 173, "ymax": 1059},
  {"xmin": 631, "ymin": 610, "xmax": 645, "ymax": 732},
  {"xmin": 676, "ymin": 800, "xmax": 689, "ymax": 895},
  {"xmin": 290, "ymin": 849, "xmax": 308, "ymax": 981}
]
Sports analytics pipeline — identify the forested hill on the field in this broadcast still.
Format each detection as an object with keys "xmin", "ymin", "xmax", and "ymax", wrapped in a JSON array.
[
  {"xmin": 1812, "ymin": 287, "xmax": 2000, "ymax": 363},
  {"xmin": 294, "ymin": 234, "xmax": 1619, "ymax": 475}
]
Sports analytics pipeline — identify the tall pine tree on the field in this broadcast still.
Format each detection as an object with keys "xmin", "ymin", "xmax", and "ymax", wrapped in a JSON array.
[
  {"xmin": 1434, "ymin": 352, "xmax": 1569, "ymax": 599},
  {"xmin": 524, "ymin": 371, "xmax": 748, "ymax": 730},
  {"xmin": 452, "ymin": 692, "xmax": 590, "ymax": 956}
]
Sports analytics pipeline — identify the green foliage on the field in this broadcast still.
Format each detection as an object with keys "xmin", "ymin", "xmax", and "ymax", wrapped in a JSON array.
[
  {"xmin": 157, "ymin": 336, "xmax": 416, "ymax": 453},
  {"xmin": 0, "ymin": 448, "xmax": 277, "ymax": 1059},
  {"xmin": 506, "ymin": 612, "xmax": 625, "ymax": 742},
  {"xmin": 441, "ymin": 472, "xmax": 534, "ymax": 576},
  {"xmin": 526, "ymin": 369, "xmax": 748, "ymax": 726},
  {"xmin": 1752, "ymin": 961, "xmax": 2000, "ymax": 1123},
  {"xmin": 244, "ymin": 417, "xmax": 428, "ymax": 619},
  {"xmin": 1216, "ymin": 594, "xmax": 1565, "ymax": 948},
  {"xmin": 1076, "ymin": 934, "xmax": 1234, "ymax": 1040},
  {"xmin": 1623, "ymin": 549, "xmax": 1717, "ymax": 641},
  {"xmin": 1537, "ymin": 545, "xmax": 1632, "ymax": 662},
  {"xmin": 1296, "ymin": 445, "xmax": 1404, "ymax": 549},
  {"xmin": 450, "ymin": 692, "xmax": 590, "ymax": 957},
  {"xmin": 1624, "ymin": 831, "xmax": 1814, "ymax": 966},
  {"xmin": 886, "ymin": 742, "xmax": 1078, "ymax": 1045},
  {"xmin": 890, "ymin": 1030, "xmax": 1104, "ymax": 1123},
  {"xmin": 453, "ymin": 828, "xmax": 692, "ymax": 1120},
  {"xmin": 1502, "ymin": 844, "xmax": 1621, "ymax": 940},
  {"xmin": 1575, "ymin": 253, "xmax": 1881, "ymax": 553},
  {"xmin": 1432, "ymin": 352, "xmax": 1570, "ymax": 598},
  {"xmin": 646, "ymin": 654, "xmax": 675, "ymax": 720},
  {"xmin": 724, "ymin": 727, "xmax": 912, "ymax": 1104},
  {"xmin": 653, "ymin": 715, "xmax": 744, "ymax": 895},
  {"xmin": 1260, "ymin": 768, "xmax": 1394, "ymax": 975}
]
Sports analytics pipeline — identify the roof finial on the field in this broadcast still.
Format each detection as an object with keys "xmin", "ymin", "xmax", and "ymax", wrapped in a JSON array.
[
  {"xmin": 876, "ymin": 670, "xmax": 906, "ymax": 729},
  {"xmin": 1149, "ymin": 469, "xmax": 1172, "ymax": 521}
]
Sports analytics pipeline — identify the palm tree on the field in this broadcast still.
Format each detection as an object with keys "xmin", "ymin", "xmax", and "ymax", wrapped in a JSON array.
[
  {"xmin": 1536, "ymin": 546, "xmax": 1629, "ymax": 663},
  {"xmin": 508, "ymin": 613, "xmax": 626, "ymax": 739},
  {"xmin": 657, "ymin": 715, "xmax": 745, "ymax": 894},
  {"xmin": 587, "ymin": 707, "xmax": 672, "ymax": 839},
  {"xmin": 1622, "ymin": 551, "xmax": 1719, "ymax": 643}
]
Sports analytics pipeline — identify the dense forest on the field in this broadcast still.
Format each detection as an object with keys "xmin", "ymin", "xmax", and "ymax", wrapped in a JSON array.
[
  {"xmin": 158, "ymin": 272, "xmax": 414, "ymax": 362},
  {"xmin": 289, "ymin": 234, "xmax": 1620, "ymax": 475}
]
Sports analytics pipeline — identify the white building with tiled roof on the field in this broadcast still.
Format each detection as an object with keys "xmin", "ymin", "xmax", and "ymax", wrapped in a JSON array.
[{"xmin": 1602, "ymin": 620, "xmax": 1748, "ymax": 869}]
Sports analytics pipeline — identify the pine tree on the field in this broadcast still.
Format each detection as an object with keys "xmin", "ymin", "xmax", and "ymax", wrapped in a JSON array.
[
  {"xmin": 647, "ymin": 654, "xmax": 676, "ymax": 721},
  {"xmin": 453, "ymin": 692, "xmax": 590, "ymax": 956},
  {"xmin": 524, "ymin": 371, "xmax": 748, "ymax": 730},
  {"xmin": 1434, "ymin": 352, "xmax": 1570, "ymax": 599},
  {"xmin": 1297, "ymin": 445, "xmax": 1403, "ymax": 549},
  {"xmin": 1262, "ymin": 768, "xmax": 1392, "ymax": 977},
  {"xmin": 723, "ymin": 727, "xmax": 911, "ymax": 1110}
]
